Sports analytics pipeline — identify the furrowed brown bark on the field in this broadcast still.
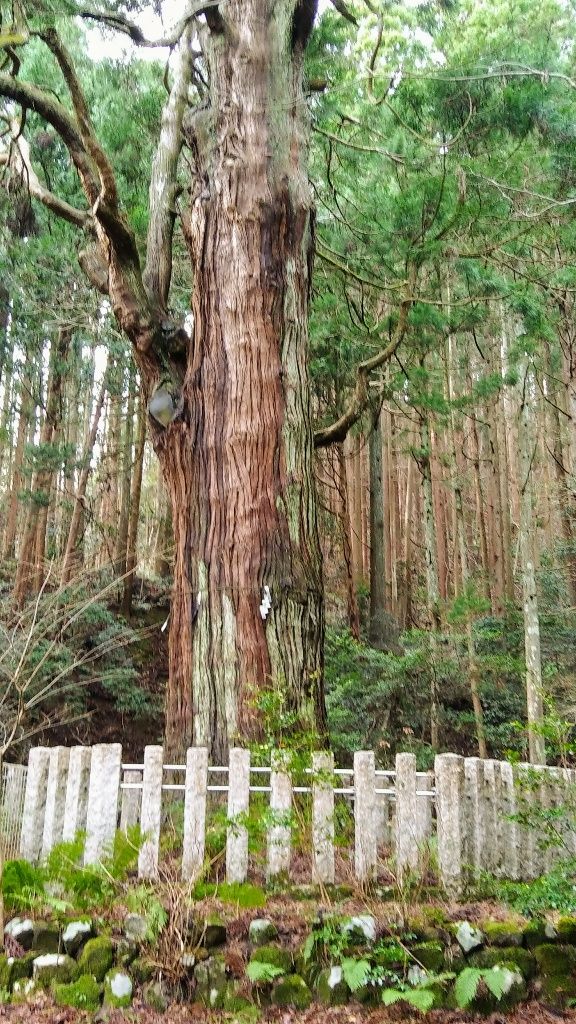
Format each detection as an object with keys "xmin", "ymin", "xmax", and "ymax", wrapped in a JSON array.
[{"xmin": 152, "ymin": 0, "xmax": 325, "ymax": 759}]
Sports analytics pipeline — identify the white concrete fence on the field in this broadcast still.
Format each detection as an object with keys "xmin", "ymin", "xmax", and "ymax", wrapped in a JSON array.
[{"xmin": 2, "ymin": 746, "xmax": 574, "ymax": 894}]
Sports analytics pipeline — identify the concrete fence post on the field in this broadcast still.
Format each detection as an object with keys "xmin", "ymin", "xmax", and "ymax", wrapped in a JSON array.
[
  {"xmin": 62, "ymin": 746, "xmax": 91, "ymax": 841},
  {"xmin": 499, "ymin": 760, "xmax": 520, "ymax": 881},
  {"xmin": 182, "ymin": 747, "xmax": 208, "ymax": 882},
  {"xmin": 395, "ymin": 752, "xmax": 418, "ymax": 876},
  {"xmin": 20, "ymin": 747, "xmax": 50, "ymax": 862},
  {"xmin": 41, "ymin": 746, "xmax": 70, "ymax": 859},
  {"xmin": 267, "ymin": 750, "xmax": 292, "ymax": 879},
  {"xmin": 226, "ymin": 748, "xmax": 250, "ymax": 883},
  {"xmin": 435, "ymin": 753, "xmax": 465, "ymax": 897},
  {"xmin": 120, "ymin": 771, "xmax": 142, "ymax": 833},
  {"xmin": 354, "ymin": 750, "xmax": 377, "ymax": 883},
  {"xmin": 138, "ymin": 746, "xmax": 164, "ymax": 880},
  {"xmin": 312, "ymin": 751, "xmax": 335, "ymax": 884},
  {"xmin": 84, "ymin": 744, "xmax": 122, "ymax": 864},
  {"xmin": 463, "ymin": 757, "xmax": 482, "ymax": 873}
]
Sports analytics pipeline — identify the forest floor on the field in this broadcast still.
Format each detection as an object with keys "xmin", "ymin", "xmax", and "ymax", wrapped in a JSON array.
[{"xmin": 0, "ymin": 998, "xmax": 574, "ymax": 1023}]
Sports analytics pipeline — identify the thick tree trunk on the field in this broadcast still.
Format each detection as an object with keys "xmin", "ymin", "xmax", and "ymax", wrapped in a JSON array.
[{"xmin": 151, "ymin": 1, "xmax": 324, "ymax": 760}]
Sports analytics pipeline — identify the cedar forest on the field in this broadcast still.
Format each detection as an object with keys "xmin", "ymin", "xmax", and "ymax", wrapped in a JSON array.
[{"xmin": 0, "ymin": 0, "xmax": 575, "ymax": 771}]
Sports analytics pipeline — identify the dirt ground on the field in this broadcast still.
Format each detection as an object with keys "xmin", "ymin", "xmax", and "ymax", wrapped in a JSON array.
[{"xmin": 0, "ymin": 997, "xmax": 575, "ymax": 1023}]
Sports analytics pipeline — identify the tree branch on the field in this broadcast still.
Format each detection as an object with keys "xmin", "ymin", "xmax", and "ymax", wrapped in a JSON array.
[
  {"xmin": 2, "ymin": 132, "xmax": 90, "ymax": 229},
  {"xmin": 328, "ymin": 0, "xmax": 358, "ymax": 25},
  {"xmin": 143, "ymin": 24, "xmax": 194, "ymax": 316},
  {"xmin": 314, "ymin": 265, "xmax": 417, "ymax": 448},
  {"xmin": 79, "ymin": 0, "xmax": 224, "ymax": 48}
]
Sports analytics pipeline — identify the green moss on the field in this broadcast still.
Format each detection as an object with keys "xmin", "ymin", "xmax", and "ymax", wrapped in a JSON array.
[
  {"xmin": 131, "ymin": 956, "xmax": 155, "ymax": 984},
  {"xmin": 411, "ymin": 941, "xmax": 445, "ymax": 972},
  {"xmin": 523, "ymin": 920, "xmax": 553, "ymax": 948},
  {"xmin": 53, "ymin": 974, "xmax": 102, "ymax": 1011},
  {"xmin": 77, "ymin": 936, "xmax": 114, "ymax": 982},
  {"xmin": 250, "ymin": 944, "xmax": 293, "ymax": 975},
  {"xmin": 533, "ymin": 943, "xmax": 576, "ymax": 1006},
  {"xmin": 33, "ymin": 954, "xmax": 78, "ymax": 988},
  {"xmin": 103, "ymin": 969, "xmax": 133, "ymax": 1008},
  {"xmin": 468, "ymin": 946, "xmax": 537, "ymax": 980},
  {"xmin": 482, "ymin": 921, "xmax": 524, "ymax": 947},
  {"xmin": 272, "ymin": 974, "xmax": 312, "ymax": 1009},
  {"xmin": 315, "ymin": 966, "xmax": 349, "ymax": 1005},
  {"xmin": 534, "ymin": 943, "xmax": 576, "ymax": 974},
  {"xmin": 557, "ymin": 917, "xmax": 576, "ymax": 943}
]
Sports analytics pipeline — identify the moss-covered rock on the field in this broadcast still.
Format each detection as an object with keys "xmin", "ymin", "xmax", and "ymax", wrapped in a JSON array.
[
  {"xmin": 411, "ymin": 941, "xmax": 445, "ymax": 972},
  {"xmin": 533, "ymin": 943, "xmax": 576, "ymax": 1005},
  {"xmin": 250, "ymin": 944, "xmax": 293, "ymax": 975},
  {"xmin": 315, "ymin": 966, "xmax": 349, "ymax": 1005},
  {"xmin": 77, "ymin": 936, "xmax": 114, "ymax": 981},
  {"xmin": 131, "ymin": 956, "xmax": 155, "ymax": 984},
  {"xmin": 557, "ymin": 917, "xmax": 576, "ymax": 944},
  {"xmin": 249, "ymin": 919, "xmax": 278, "ymax": 946},
  {"xmin": 32, "ymin": 921, "xmax": 61, "ymax": 954},
  {"xmin": 455, "ymin": 921, "xmax": 484, "ymax": 954},
  {"xmin": 32, "ymin": 953, "xmax": 78, "ymax": 988},
  {"xmin": 194, "ymin": 955, "xmax": 229, "ymax": 1009},
  {"xmin": 11, "ymin": 977, "xmax": 37, "ymax": 1001},
  {"xmin": 469, "ymin": 966, "xmax": 526, "ymax": 1014},
  {"xmin": 468, "ymin": 946, "xmax": 537, "ymax": 980},
  {"xmin": 123, "ymin": 913, "xmax": 148, "ymax": 944},
  {"xmin": 482, "ymin": 921, "xmax": 524, "ymax": 947},
  {"xmin": 115, "ymin": 937, "xmax": 139, "ymax": 967},
  {"xmin": 0, "ymin": 954, "xmax": 26, "ymax": 992},
  {"xmin": 203, "ymin": 914, "xmax": 227, "ymax": 949},
  {"xmin": 103, "ymin": 969, "xmax": 133, "ymax": 1008},
  {"xmin": 523, "ymin": 920, "xmax": 556, "ymax": 948},
  {"xmin": 341, "ymin": 916, "xmax": 377, "ymax": 945},
  {"xmin": 62, "ymin": 919, "xmax": 93, "ymax": 957},
  {"xmin": 272, "ymin": 974, "xmax": 312, "ymax": 1009},
  {"xmin": 143, "ymin": 980, "xmax": 170, "ymax": 1012},
  {"xmin": 53, "ymin": 974, "xmax": 102, "ymax": 1010},
  {"xmin": 4, "ymin": 919, "xmax": 34, "ymax": 951}
]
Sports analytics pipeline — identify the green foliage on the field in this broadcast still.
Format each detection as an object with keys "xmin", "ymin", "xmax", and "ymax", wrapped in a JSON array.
[
  {"xmin": 341, "ymin": 957, "xmax": 371, "ymax": 992},
  {"xmin": 193, "ymin": 882, "xmax": 266, "ymax": 909},
  {"xmin": 454, "ymin": 965, "xmax": 509, "ymax": 1008},
  {"xmin": 481, "ymin": 861, "xmax": 576, "ymax": 916},
  {"xmin": 3, "ymin": 828, "xmax": 143, "ymax": 916},
  {"xmin": 125, "ymin": 886, "xmax": 168, "ymax": 942},
  {"xmin": 246, "ymin": 961, "xmax": 284, "ymax": 984},
  {"xmin": 382, "ymin": 985, "xmax": 436, "ymax": 1012}
]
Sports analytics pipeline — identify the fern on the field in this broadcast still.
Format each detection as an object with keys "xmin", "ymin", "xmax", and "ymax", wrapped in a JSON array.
[
  {"xmin": 341, "ymin": 957, "xmax": 370, "ymax": 992},
  {"xmin": 483, "ymin": 966, "xmax": 510, "ymax": 1001},
  {"xmin": 382, "ymin": 987, "xmax": 435, "ymax": 1012},
  {"xmin": 454, "ymin": 968, "xmax": 483, "ymax": 1008},
  {"xmin": 246, "ymin": 961, "xmax": 284, "ymax": 984}
]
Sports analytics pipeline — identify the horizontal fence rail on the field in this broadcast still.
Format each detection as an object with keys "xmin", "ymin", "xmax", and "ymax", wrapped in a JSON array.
[{"xmin": 4, "ymin": 745, "xmax": 574, "ymax": 894}]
